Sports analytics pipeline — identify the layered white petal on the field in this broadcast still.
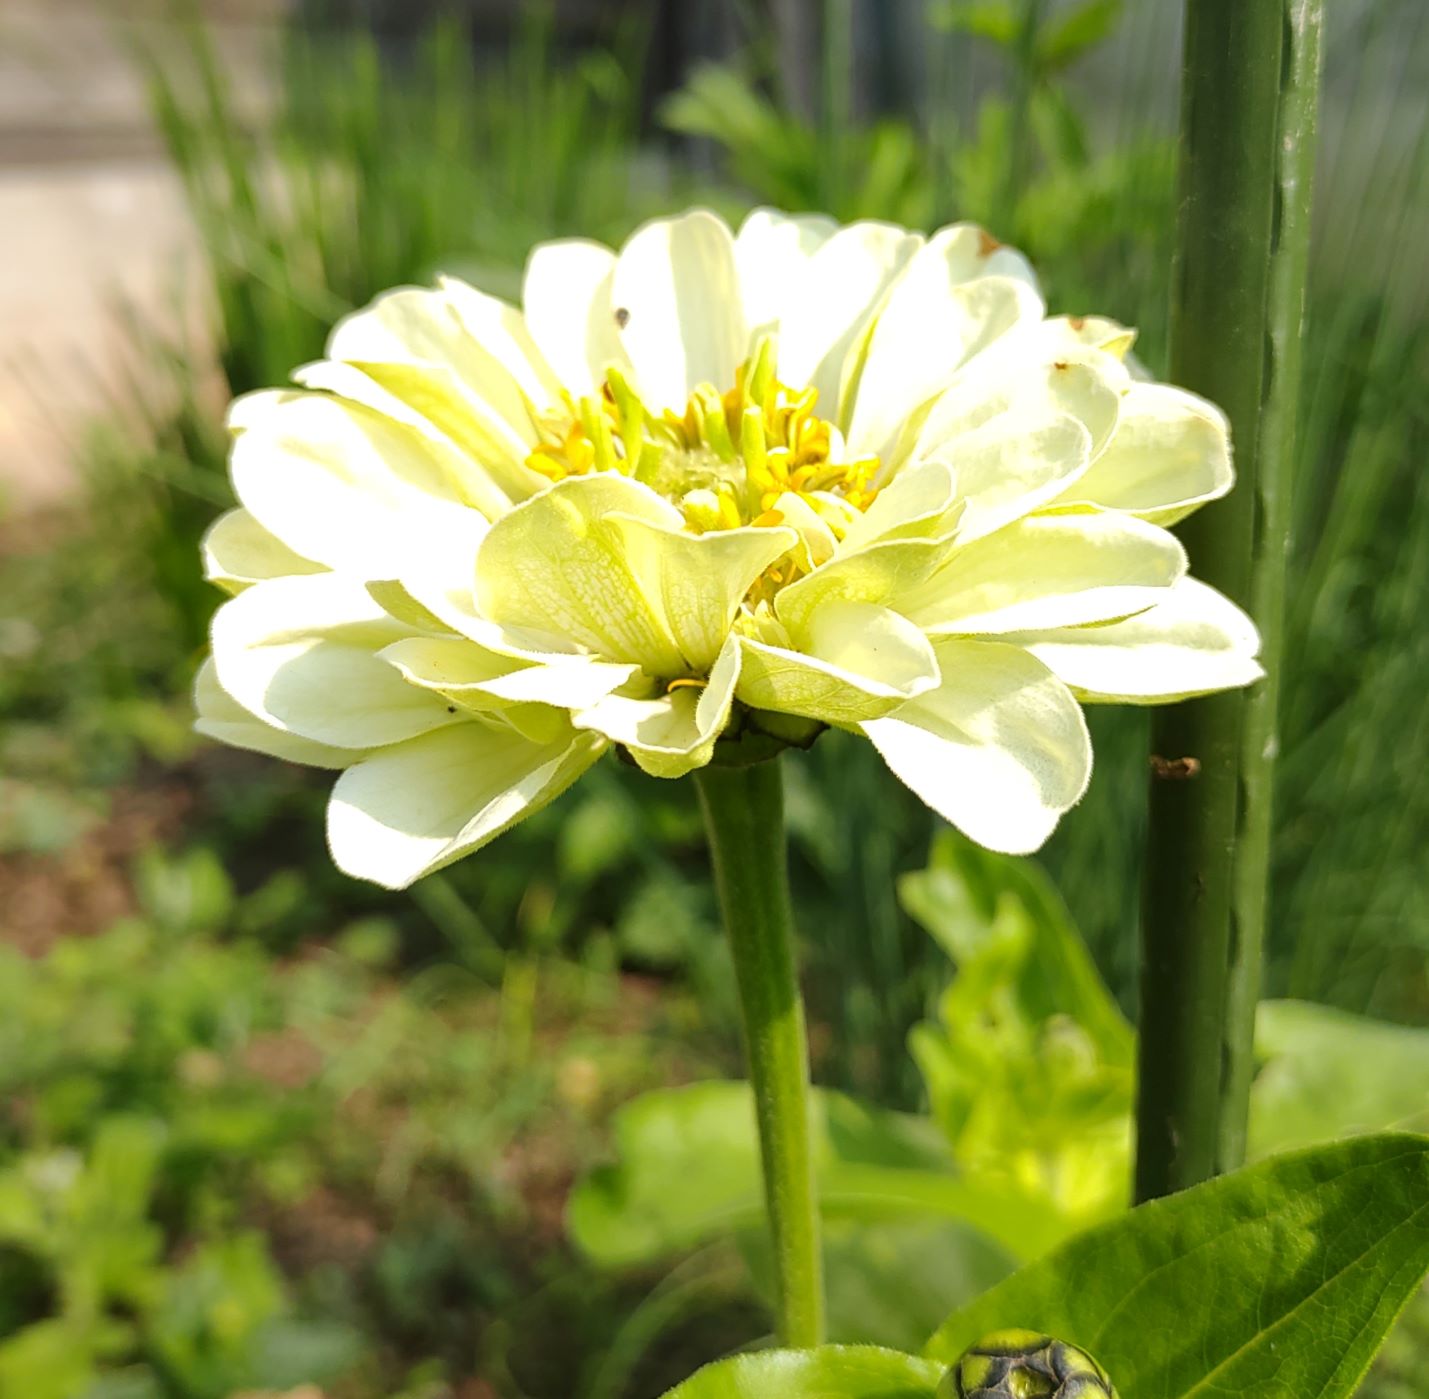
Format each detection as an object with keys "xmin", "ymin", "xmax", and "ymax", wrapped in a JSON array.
[
  {"xmin": 201, "ymin": 508, "xmax": 325, "ymax": 594},
  {"xmin": 522, "ymin": 238, "xmax": 630, "ymax": 396},
  {"xmin": 327, "ymin": 720, "xmax": 604, "ymax": 889},
  {"xmin": 210, "ymin": 573, "xmax": 457, "ymax": 749},
  {"xmin": 1004, "ymin": 578, "xmax": 1264, "ymax": 702},
  {"xmin": 898, "ymin": 512, "xmax": 1186, "ymax": 635},
  {"xmin": 837, "ymin": 459, "xmax": 958, "ymax": 554},
  {"xmin": 775, "ymin": 534, "xmax": 955, "ymax": 635},
  {"xmin": 865, "ymin": 640, "xmax": 1092, "ymax": 854},
  {"xmin": 193, "ymin": 658, "xmax": 360, "ymax": 769},
  {"xmin": 733, "ymin": 207, "xmax": 839, "ymax": 339},
  {"xmin": 611, "ymin": 210, "xmax": 747, "ymax": 413}
]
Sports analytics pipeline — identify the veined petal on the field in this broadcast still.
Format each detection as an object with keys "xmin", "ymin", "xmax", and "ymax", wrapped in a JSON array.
[
  {"xmin": 574, "ymin": 634, "xmax": 740, "ymax": 778},
  {"xmin": 864, "ymin": 640, "xmax": 1091, "ymax": 854},
  {"xmin": 327, "ymin": 720, "xmax": 604, "ymax": 889},
  {"xmin": 1004, "ymin": 578, "xmax": 1263, "ymax": 702},
  {"xmin": 775, "ymin": 534, "xmax": 954, "ymax": 635},
  {"xmin": 1051, "ymin": 383, "xmax": 1233, "ymax": 524},
  {"xmin": 475, "ymin": 474, "xmax": 687, "ymax": 674},
  {"xmin": 733, "ymin": 207, "xmax": 838, "ymax": 339},
  {"xmin": 210, "ymin": 573, "xmax": 457, "ymax": 749},
  {"xmin": 201, "ymin": 508, "xmax": 324, "ymax": 594},
  {"xmin": 775, "ymin": 221, "xmax": 924, "ymax": 416},
  {"xmin": 607, "ymin": 515, "xmax": 797, "ymax": 672},
  {"xmin": 898, "ymin": 512, "xmax": 1186, "ymax": 635},
  {"xmin": 193, "ymin": 658, "xmax": 361, "ymax": 769},
  {"xmin": 522, "ymin": 238, "xmax": 630, "ymax": 396},
  {"xmin": 737, "ymin": 600, "xmax": 940, "ymax": 724},
  {"xmin": 229, "ymin": 389, "xmax": 487, "ymax": 576},
  {"xmin": 611, "ymin": 210, "xmax": 747, "ymax": 414}
]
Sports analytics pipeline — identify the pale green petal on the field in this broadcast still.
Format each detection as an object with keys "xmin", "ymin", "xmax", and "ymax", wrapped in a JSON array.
[
  {"xmin": 201, "ymin": 508, "xmax": 324, "ymax": 594},
  {"xmin": 733, "ymin": 207, "xmax": 838, "ymax": 340},
  {"xmin": 837, "ymin": 459, "xmax": 957, "ymax": 554},
  {"xmin": 522, "ymin": 238, "xmax": 630, "ymax": 396},
  {"xmin": 574, "ymin": 635, "xmax": 740, "ymax": 778},
  {"xmin": 193, "ymin": 658, "xmax": 361, "ymax": 769},
  {"xmin": 607, "ymin": 514, "xmax": 796, "ymax": 672},
  {"xmin": 210, "ymin": 574, "xmax": 457, "ymax": 749},
  {"xmin": 737, "ymin": 601, "xmax": 940, "ymax": 724},
  {"xmin": 327, "ymin": 720, "xmax": 604, "ymax": 889},
  {"xmin": 437, "ymin": 274, "xmax": 565, "ymax": 407},
  {"xmin": 898, "ymin": 512, "xmax": 1186, "ymax": 635},
  {"xmin": 475, "ymin": 474, "xmax": 687, "ymax": 674},
  {"xmin": 775, "ymin": 221, "xmax": 923, "ymax": 415},
  {"xmin": 864, "ymin": 640, "xmax": 1091, "ymax": 854},
  {"xmin": 767, "ymin": 490, "xmax": 839, "ymax": 570},
  {"xmin": 1004, "ymin": 578, "xmax": 1263, "ymax": 702},
  {"xmin": 1051, "ymin": 383, "xmax": 1233, "ymax": 524},
  {"xmin": 228, "ymin": 389, "xmax": 487, "ymax": 576},
  {"xmin": 775, "ymin": 534, "xmax": 954, "ymax": 636},
  {"xmin": 610, "ymin": 210, "xmax": 747, "ymax": 413}
]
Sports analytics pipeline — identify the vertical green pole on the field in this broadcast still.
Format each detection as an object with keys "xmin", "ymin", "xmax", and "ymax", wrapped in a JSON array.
[
  {"xmin": 1135, "ymin": 2, "xmax": 1285, "ymax": 1203},
  {"xmin": 1220, "ymin": 0, "xmax": 1324, "ymax": 1171},
  {"xmin": 695, "ymin": 759, "xmax": 826, "ymax": 1348}
]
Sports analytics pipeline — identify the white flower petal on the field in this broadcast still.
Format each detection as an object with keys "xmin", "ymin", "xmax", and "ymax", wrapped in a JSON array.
[
  {"xmin": 201, "ymin": 508, "xmax": 324, "ymax": 594},
  {"xmin": 193, "ymin": 658, "xmax": 360, "ymax": 769},
  {"xmin": 899, "ymin": 512, "xmax": 1186, "ymax": 635},
  {"xmin": 522, "ymin": 238, "xmax": 630, "ymax": 396},
  {"xmin": 1005, "ymin": 578, "xmax": 1264, "ymax": 702},
  {"xmin": 733, "ymin": 207, "xmax": 838, "ymax": 339},
  {"xmin": 837, "ymin": 459, "xmax": 958, "ymax": 554},
  {"xmin": 775, "ymin": 534, "xmax": 954, "ymax": 635},
  {"xmin": 611, "ymin": 210, "xmax": 747, "ymax": 413},
  {"xmin": 865, "ymin": 640, "xmax": 1091, "ymax": 854},
  {"xmin": 210, "ymin": 574, "xmax": 457, "ymax": 749},
  {"xmin": 328, "ymin": 721, "xmax": 604, "ymax": 889}
]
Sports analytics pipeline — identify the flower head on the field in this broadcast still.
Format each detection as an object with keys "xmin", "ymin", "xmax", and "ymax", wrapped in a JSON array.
[{"xmin": 198, "ymin": 208, "xmax": 1261, "ymax": 888}]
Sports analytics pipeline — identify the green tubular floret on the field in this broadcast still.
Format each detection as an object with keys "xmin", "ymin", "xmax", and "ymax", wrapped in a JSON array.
[{"xmin": 938, "ymin": 1329, "xmax": 1118, "ymax": 1399}]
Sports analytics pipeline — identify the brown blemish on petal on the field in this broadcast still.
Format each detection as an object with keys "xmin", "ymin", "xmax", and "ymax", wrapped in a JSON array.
[
  {"xmin": 614, "ymin": 307, "xmax": 631, "ymax": 328},
  {"xmin": 1068, "ymin": 315, "xmax": 1086, "ymax": 331},
  {"xmin": 977, "ymin": 230, "xmax": 1002, "ymax": 256}
]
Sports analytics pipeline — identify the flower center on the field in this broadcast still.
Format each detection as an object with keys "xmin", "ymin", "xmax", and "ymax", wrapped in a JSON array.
[{"xmin": 524, "ymin": 339, "xmax": 881, "ymax": 539}]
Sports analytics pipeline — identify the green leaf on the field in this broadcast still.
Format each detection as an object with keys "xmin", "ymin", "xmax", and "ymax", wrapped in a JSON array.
[
  {"xmin": 926, "ymin": 1134, "xmax": 1429, "ymax": 1399},
  {"xmin": 659, "ymin": 1346, "xmax": 943, "ymax": 1398},
  {"xmin": 1037, "ymin": 0, "xmax": 1125, "ymax": 73}
]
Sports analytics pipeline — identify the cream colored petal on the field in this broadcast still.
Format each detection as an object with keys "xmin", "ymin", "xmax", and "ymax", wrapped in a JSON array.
[
  {"xmin": 836, "ymin": 459, "xmax": 958, "ymax": 554},
  {"xmin": 774, "ymin": 534, "xmax": 954, "ymax": 636},
  {"xmin": 1052, "ymin": 383, "xmax": 1233, "ymax": 524},
  {"xmin": 766, "ymin": 490, "xmax": 839, "ymax": 570},
  {"xmin": 610, "ymin": 210, "xmax": 748, "ymax": 413},
  {"xmin": 228, "ymin": 389, "xmax": 487, "ymax": 576},
  {"xmin": 737, "ymin": 600, "xmax": 940, "ymax": 724},
  {"xmin": 193, "ymin": 657, "xmax": 361, "ymax": 769},
  {"xmin": 1004, "ymin": 578, "xmax": 1263, "ymax": 702},
  {"xmin": 864, "ymin": 639, "xmax": 1091, "ymax": 854},
  {"xmin": 327, "ymin": 720, "xmax": 604, "ymax": 889},
  {"xmin": 474, "ymin": 474, "xmax": 686, "ymax": 674},
  {"xmin": 924, "ymin": 223, "xmax": 1041, "ymax": 290},
  {"xmin": 574, "ymin": 634, "xmax": 740, "ymax": 778},
  {"xmin": 775, "ymin": 221, "xmax": 924, "ymax": 415},
  {"xmin": 201, "ymin": 508, "xmax": 325, "ymax": 594},
  {"xmin": 437, "ymin": 274, "xmax": 565, "ymax": 405},
  {"xmin": 210, "ymin": 574, "xmax": 457, "ymax": 750},
  {"xmin": 606, "ymin": 515, "xmax": 796, "ymax": 672},
  {"xmin": 899, "ymin": 512, "xmax": 1186, "ymax": 635},
  {"xmin": 733, "ymin": 207, "xmax": 838, "ymax": 339},
  {"xmin": 522, "ymin": 238, "xmax": 630, "ymax": 396}
]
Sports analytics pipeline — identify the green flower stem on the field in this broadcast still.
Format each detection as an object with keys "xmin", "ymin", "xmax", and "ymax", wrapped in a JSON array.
[
  {"xmin": 1136, "ymin": 0, "xmax": 1286, "ymax": 1203},
  {"xmin": 1221, "ymin": 0, "xmax": 1324, "ymax": 1172},
  {"xmin": 694, "ymin": 758, "xmax": 825, "ymax": 1348}
]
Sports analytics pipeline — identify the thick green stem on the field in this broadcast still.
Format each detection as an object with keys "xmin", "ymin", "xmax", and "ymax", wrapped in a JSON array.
[
  {"xmin": 694, "ymin": 759, "xmax": 825, "ymax": 1348},
  {"xmin": 1135, "ymin": 1, "xmax": 1285, "ymax": 1203},
  {"xmin": 1221, "ymin": 0, "xmax": 1324, "ymax": 1172}
]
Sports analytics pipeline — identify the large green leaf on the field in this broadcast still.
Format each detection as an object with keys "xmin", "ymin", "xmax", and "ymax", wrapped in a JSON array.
[
  {"xmin": 1249, "ymin": 1001, "xmax": 1429, "ymax": 1158},
  {"xmin": 660, "ymin": 1346, "xmax": 943, "ymax": 1398},
  {"xmin": 926, "ymin": 1134, "xmax": 1429, "ymax": 1399}
]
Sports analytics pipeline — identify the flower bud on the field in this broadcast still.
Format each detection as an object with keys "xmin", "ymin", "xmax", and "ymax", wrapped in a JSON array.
[{"xmin": 940, "ymin": 1329, "xmax": 1118, "ymax": 1399}]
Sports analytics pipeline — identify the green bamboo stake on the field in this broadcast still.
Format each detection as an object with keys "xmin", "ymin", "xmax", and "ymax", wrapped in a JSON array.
[
  {"xmin": 1220, "ymin": 0, "xmax": 1325, "ymax": 1172},
  {"xmin": 694, "ymin": 759, "xmax": 825, "ymax": 1347},
  {"xmin": 1135, "ymin": 1, "xmax": 1286, "ymax": 1204}
]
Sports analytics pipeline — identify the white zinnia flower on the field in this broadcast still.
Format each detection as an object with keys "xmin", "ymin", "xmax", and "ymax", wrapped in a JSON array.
[{"xmin": 197, "ymin": 208, "xmax": 1262, "ymax": 889}]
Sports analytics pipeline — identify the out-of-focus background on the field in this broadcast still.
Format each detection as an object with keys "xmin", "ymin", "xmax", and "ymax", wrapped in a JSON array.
[{"xmin": 1, "ymin": 2, "xmax": 1425, "ymax": 1396}]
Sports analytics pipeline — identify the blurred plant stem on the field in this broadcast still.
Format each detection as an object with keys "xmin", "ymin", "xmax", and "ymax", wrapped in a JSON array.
[
  {"xmin": 1221, "ymin": 0, "xmax": 1325, "ymax": 1173},
  {"xmin": 694, "ymin": 759, "xmax": 825, "ymax": 1347},
  {"xmin": 996, "ymin": 0, "xmax": 1048, "ymax": 234},
  {"xmin": 1136, "ymin": 0, "xmax": 1285, "ymax": 1203}
]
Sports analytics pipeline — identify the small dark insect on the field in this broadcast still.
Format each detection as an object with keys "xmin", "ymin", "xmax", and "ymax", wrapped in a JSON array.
[
  {"xmin": 446, "ymin": 706, "xmax": 457, "ymax": 714},
  {"xmin": 614, "ymin": 306, "xmax": 631, "ymax": 328},
  {"xmin": 1150, "ymin": 754, "xmax": 1201, "ymax": 780}
]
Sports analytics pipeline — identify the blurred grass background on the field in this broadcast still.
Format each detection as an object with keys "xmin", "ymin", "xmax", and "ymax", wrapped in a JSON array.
[{"xmin": 0, "ymin": 1, "xmax": 1425, "ymax": 1395}]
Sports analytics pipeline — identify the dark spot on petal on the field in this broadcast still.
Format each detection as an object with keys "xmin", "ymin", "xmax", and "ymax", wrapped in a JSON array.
[
  {"xmin": 977, "ymin": 229, "xmax": 1002, "ymax": 256},
  {"xmin": 614, "ymin": 307, "xmax": 631, "ymax": 328},
  {"xmin": 446, "ymin": 705, "xmax": 457, "ymax": 714}
]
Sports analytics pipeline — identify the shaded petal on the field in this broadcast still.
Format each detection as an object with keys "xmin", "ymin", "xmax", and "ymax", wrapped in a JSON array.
[
  {"xmin": 193, "ymin": 658, "xmax": 360, "ymax": 769},
  {"xmin": 210, "ymin": 574, "xmax": 457, "ymax": 749},
  {"xmin": 737, "ymin": 601, "xmax": 940, "ymax": 724},
  {"xmin": 1004, "ymin": 578, "xmax": 1263, "ymax": 702},
  {"xmin": 898, "ymin": 512, "xmax": 1186, "ymax": 635},
  {"xmin": 611, "ymin": 210, "xmax": 747, "ymax": 413},
  {"xmin": 864, "ymin": 640, "xmax": 1091, "ymax": 854},
  {"xmin": 574, "ymin": 634, "xmax": 740, "ymax": 778},
  {"xmin": 733, "ymin": 207, "xmax": 838, "ymax": 339},
  {"xmin": 327, "ymin": 720, "xmax": 604, "ymax": 889},
  {"xmin": 201, "ymin": 508, "xmax": 324, "ymax": 594},
  {"xmin": 522, "ymin": 238, "xmax": 630, "ymax": 396},
  {"xmin": 775, "ymin": 534, "xmax": 954, "ymax": 635},
  {"xmin": 1051, "ymin": 383, "xmax": 1232, "ymax": 524},
  {"xmin": 837, "ymin": 459, "xmax": 958, "ymax": 554}
]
